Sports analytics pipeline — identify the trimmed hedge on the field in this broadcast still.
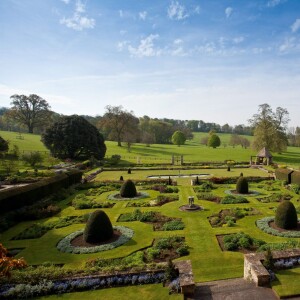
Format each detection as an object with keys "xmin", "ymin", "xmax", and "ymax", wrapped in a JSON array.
[
  {"xmin": 0, "ymin": 170, "xmax": 82, "ymax": 213},
  {"xmin": 120, "ymin": 180, "xmax": 137, "ymax": 198},
  {"xmin": 291, "ymin": 170, "xmax": 300, "ymax": 185},
  {"xmin": 236, "ymin": 176, "xmax": 249, "ymax": 194},
  {"xmin": 275, "ymin": 201, "xmax": 298, "ymax": 229},
  {"xmin": 275, "ymin": 168, "xmax": 293, "ymax": 183},
  {"xmin": 84, "ymin": 210, "xmax": 114, "ymax": 243}
]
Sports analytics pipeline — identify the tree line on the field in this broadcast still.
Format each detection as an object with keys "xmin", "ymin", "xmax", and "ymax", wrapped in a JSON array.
[{"xmin": 0, "ymin": 94, "xmax": 297, "ymax": 154}]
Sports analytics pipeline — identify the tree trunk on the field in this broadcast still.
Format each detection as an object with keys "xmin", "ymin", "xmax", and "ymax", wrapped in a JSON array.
[{"xmin": 28, "ymin": 125, "xmax": 33, "ymax": 133}]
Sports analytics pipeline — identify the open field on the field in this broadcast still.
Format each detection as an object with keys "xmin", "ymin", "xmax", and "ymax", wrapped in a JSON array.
[
  {"xmin": 1, "ymin": 168, "xmax": 300, "ymax": 298},
  {"xmin": 1, "ymin": 130, "xmax": 300, "ymax": 168}
]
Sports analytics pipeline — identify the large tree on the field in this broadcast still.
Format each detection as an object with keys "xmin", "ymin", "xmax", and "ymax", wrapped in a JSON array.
[
  {"xmin": 42, "ymin": 115, "xmax": 106, "ymax": 160},
  {"xmin": 249, "ymin": 104, "xmax": 289, "ymax": 152},
  {"xmin": 9, "ymin": 94, "xmax": 52, "ymax": 133},
  {"xmin": 208, "ymin": 134, "xmax": 221, "ymax": 148},
  {"xmin": 99, "ymin": 105, "xmax": 139, "ymax": 147}
]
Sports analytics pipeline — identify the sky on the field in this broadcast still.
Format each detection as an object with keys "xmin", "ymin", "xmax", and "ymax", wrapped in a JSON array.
[{"xmin": 0, "ymin": 0, "xmax": 300, "ymax": 127}]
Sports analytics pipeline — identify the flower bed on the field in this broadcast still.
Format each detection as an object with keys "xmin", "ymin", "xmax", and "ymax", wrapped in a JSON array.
[
  {"xmin": 57, "ymin": 226, "xmax": 134, "ymax": 254},
  {"xmin": 256, "ymin": 217, "xmax": 300, "ymax": 238},
  {"xmin": 107, "ymin": 192, "xmax": 149, "ymax": 201},
  {"xmin": 0, "ymin": 271, "xmax": 165, "ymax": 299}
]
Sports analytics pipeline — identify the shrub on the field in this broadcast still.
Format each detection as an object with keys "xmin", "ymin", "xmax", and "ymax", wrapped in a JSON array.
[
  {"xmin": 263, "ymin": 248, "xmax": 274, "ymax": 270},
  {"xmin": 120, "ymin": 179, "xmax": 137, "ymax": 198},
  {"xmin": 83, "ymin": 210, "xmax": 114, "ymax": 243},
  {"xmin": 162, "ymin": 220, "xmax": 184, "ymax": 231},
  {"xmin": 275, "ymin": 201, "xmax": 298, "ymax": 229},
  {"xmin": 220, "ymin": 195, "xmax": 248, "ymax": 204},
  {"xmin": 236, "ymin": 176, "xmax": 249, "ymax": 194}
]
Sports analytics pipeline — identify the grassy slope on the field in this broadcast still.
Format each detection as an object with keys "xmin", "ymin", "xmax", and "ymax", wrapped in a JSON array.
[{"xmin": 1, "ymin": 130, "xmax": 300, "ymax": 168}]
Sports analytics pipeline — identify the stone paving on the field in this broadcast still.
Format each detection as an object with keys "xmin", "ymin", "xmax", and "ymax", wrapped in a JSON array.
[{"xmin": 186, "ymin": 278, "xmax": 278, "ymax": 300}]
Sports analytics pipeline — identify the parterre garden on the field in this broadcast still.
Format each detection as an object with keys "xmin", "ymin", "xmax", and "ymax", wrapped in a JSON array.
[{"xmin": 1, "ymin": 166, "xmax": 300, "ymax": 299}]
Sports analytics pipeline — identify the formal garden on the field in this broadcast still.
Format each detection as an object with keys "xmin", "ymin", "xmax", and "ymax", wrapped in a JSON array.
[{"xmin": 1, "ymin": 164, "xmax": 300, "ymax": 299}]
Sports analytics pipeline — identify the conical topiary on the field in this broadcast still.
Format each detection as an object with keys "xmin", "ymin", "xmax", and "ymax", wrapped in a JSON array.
[
  {"xmin": 275, "ymin": 201, "xmax": 298, "ymax": 229},
  {"xmin": 236, "ymin": 176, "xmax": 248, "ymax": 194},
  {"xmin": 120, "ymin": 179, "xmax": 137, "ymax": 198},
  {"xmin": 83, "ymin": 210, "xmax": 114, "ymax": 243}
]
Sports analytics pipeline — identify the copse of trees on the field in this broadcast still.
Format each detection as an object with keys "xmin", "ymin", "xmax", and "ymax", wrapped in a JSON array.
[{"xmin": 42, "ymin": 115, "xmax": 106, "ymax": 160}]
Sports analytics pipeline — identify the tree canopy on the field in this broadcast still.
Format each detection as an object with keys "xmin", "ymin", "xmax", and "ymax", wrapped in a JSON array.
[
  {"xmin": 171, "ymin": 130, "xmax": 186, "ymax": 146},
  {"xmin": 249, "ymin": 103, "xmax": 289, "ymax": 152},
  {"xmin": 42, "ymin": 115, "xmax": 106, "ymax": 160},
  {"xmin": 0, "ymin": 136, "xmax": 9, "ymax": 153},
  {"xmin": 208, "ymin": 134, "xmax": 221, "ymax": 148},
  {"xmin": 9, "ymin": 94, "xmax": 52, "ymax": 133},
  {"xmin": 98, "ymin": 105, "xmax": 139, "ymax": 147}
]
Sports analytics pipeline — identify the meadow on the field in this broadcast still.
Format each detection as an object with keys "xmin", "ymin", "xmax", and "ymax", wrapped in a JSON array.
[{"xmin": 1, "ymin": 130, "xmax": 300, "ymax": 169}]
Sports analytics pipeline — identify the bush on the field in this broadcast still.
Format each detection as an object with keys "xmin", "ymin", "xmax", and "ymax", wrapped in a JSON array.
[
  {"xmin": 236, "ymin": 176, "xmax": 249, "ymax": 194},
  {"xmin": 275, "ymin": 201, "xmax": 298, "ymax": 229},
  {"xmin": 162, "ymin": 220, "xmax": 184, "ymax": 231},
  {"xmin": 120, "ymin": 179, "xmax": 137, "ymax": 198},
  {"xmin": 83, "ymin": 210, "xmax": 114, "ymax": 243},
  {"xmin": 220, "ymin": 195, "xmax": 249, "ymax": 204}
]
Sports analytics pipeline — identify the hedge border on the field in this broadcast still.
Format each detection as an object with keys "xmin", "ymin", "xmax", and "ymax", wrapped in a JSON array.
[{"xmin": 256, "ymin": 217, "xmax": 300, "ymax": 238}]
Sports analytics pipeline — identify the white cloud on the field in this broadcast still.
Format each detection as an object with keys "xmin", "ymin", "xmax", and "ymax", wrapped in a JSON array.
[
  {"xmin": 279, "ymin": 37, "xmax": 296, "ymax": 53},
  {"xmin": 117, "ymin": 41, "xmax": 129, "ymax": 52},
  {"xmin": 128, "ymin": 34, "xmax": 161, "ymax": 58},
  {"xmin": 61, "ymin": 0, "xmax": 70, "ymax": 4},
  {"xmin": 167, "ymin": 1, "xmax": 189, "ymax": 20},
  {"xmin": 291, "ymin": 19, "xmax": 300, "ymax": 33},
  {"xmin": 139, "ymin": 11, "xmax": 147, "ymax": 20},
  {"xmin": 60, "ymin": 0, "xmax": 95, "ymax": 31},
  {"xmin": 267, "ymin": 0, "xmax": 286, "ymax": 7},
  {"xmin": 174, "ymin": 39, "xmax": 183, "ymax": 45},
  {"xmin": 194, "ymin": 6, "xmax": 200, "ymax": 14},
  {"xmin": 225, "ymin": 7, "xmax": 233, "ymax": 18},
  {"xmin": 119, "ymin": 10, "xmax": 123, "ymax": 18},
  {"xmin": 233, "ymin": 36, "xmax": 245, "ymax": 44}
]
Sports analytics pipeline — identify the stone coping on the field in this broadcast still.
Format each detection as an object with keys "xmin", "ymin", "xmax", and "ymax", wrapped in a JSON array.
[
  {"xmin": 244, "ymin": 249, "xmax": 300, "ymax": 286},
  {"xmin": 174, "ymin": 260, "xmax": 195, "ymax": 295}
]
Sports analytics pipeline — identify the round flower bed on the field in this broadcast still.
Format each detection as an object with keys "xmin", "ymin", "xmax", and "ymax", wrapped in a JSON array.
[
  {"xmin": 57, "ymin": 226, "xmax": 134, "ymax": 254},
  {"xmin": 225, "ymin": 189, "xmax": 260, "ymax": 196},
  {"xmin": 107, "ymin": 192, "xmax": 149, "ymax": 201},
  {"xmin": 256, "ymin": 217, "xmax": 300, "ymax": 238}
]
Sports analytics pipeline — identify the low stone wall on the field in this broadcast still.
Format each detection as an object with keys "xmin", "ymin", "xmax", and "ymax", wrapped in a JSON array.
[
  {"xmin": 175, "ymin": 260, "xmax": 195, "ymax": 296},
  {"xmin": 244, "ymin": 249, "xmax": 300, "ymax": 286}
]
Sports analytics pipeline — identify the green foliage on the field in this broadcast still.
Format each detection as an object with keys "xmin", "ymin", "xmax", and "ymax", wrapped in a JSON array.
[
  {"xmin": 208, "ymin": 134, "xmax": 221, "ymax": 148},
  {"xmin": 236, "ymin": 176, "xmax": 249, "ymax": 194},
  {"xmin": 164, "ymin": 260, "xmax": 179, "ymax": 282},
  {"xmin": 21, "ymin": 151, "xmax": 43, "ymax": 167},
  {"xmin": 291, "ymin": 171, "xmax": 300, "ymax": 186},
  {"xmin": 275, "ymin": 201, "xmax": 298, "ymax": 229},
  {"xmin": 263, "ymin": 248, "xmax": 274, "ymax": 270},
  {"xmin": 0, "ymin": 135, "xmax": 9, "ymax": 152},
  {"xmin": 220, "ymin": 195, "xmax": 249, "ymax": 204},
  {"xmin": 0, "ymin": 170, "xmax": 82, "ymax": 214},
  {"xmin": 42, "ymin": 115, "xmax": 106, "ymax": 160},
  {"xmin": 120, "ymin": 179, "xmax": 137, "ymax": 198},
  {"xmin": 171, "ymin": 130, "xmax": 186, "ymax": 146},
  {"xmin": 83, "ymin": 210, "xmax": 114, "ymax": 243},
  {"xmin": 161, "ymin": 220, "xmax": 185, "ymax": 231},
  {"xmin": 223, "ymin": 232, "xmax": 265, "ymax": 251}
]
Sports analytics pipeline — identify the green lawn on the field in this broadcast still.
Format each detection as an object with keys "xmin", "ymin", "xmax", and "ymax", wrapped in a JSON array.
[
  {"xmin": 272, "ymin": 268, "xmax": 300, "ymax": 298},
  {"xmin": 1, "ymin": 130, "xmax": 300, "ymax": 168}
]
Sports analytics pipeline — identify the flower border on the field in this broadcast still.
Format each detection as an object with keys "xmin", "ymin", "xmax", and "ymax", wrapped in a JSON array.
[
  {"xmin": 224, "ymin": 189, "xmax": 260, "ymax": 196},
  {"xmin": 107, "ymin": 192, "xmax": 149, "ymax": 201},
  {"xmin": 56, "ymin": 226, "xmax": 134, "ymax": 254},
  {"xmin": 256, "ymin": 217, "xmax": 300, "ymax": 238}
]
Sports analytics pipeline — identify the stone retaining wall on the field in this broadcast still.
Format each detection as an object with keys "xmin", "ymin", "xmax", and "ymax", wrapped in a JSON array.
[
  {"xmin": 244, "ymin": 249, "xmax": 300, "ymax": 286},
  {"xmin": 175, "ymin": 260, "xmax": 195, "ymax": 296}
]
